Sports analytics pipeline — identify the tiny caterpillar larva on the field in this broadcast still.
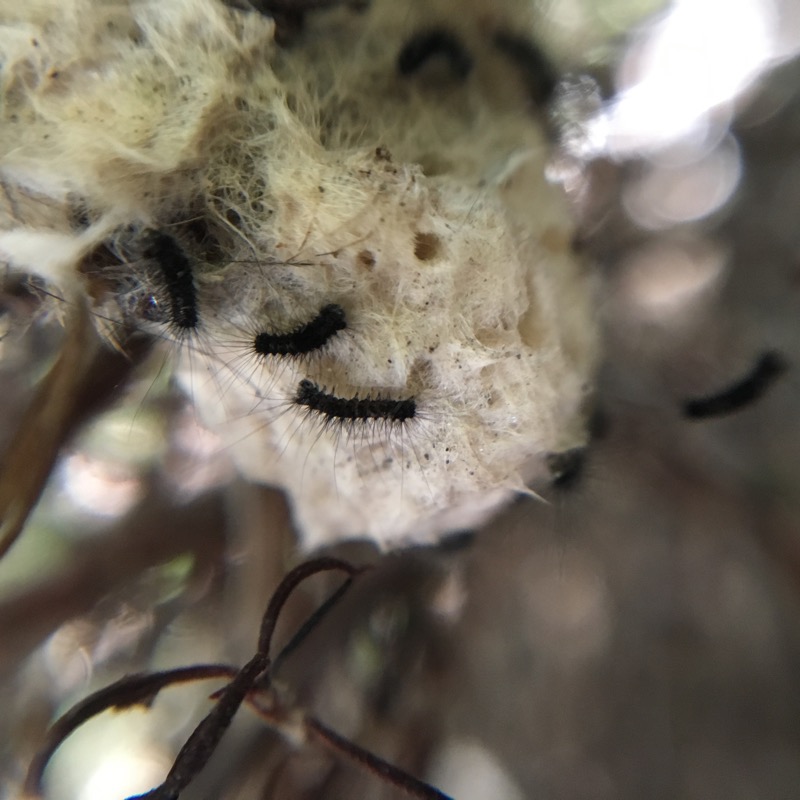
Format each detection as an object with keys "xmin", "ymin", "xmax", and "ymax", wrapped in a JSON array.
[
  {"xmin": 140, "ymin": 229, "xmax": 200, "ymax": 333},
  {"xmin": 254, "ymin": 304, "xmax": 347, "ymax": 358},
  {"xmin": 492, "ymin": 30, "xmax": 558, "ymax": 107},
  {"xmin": 294, "ymin": 378, "xmax": 417, "ymax": 426},
  {"xmin": 397, "ymin": 27, "xmax": 474, "ymax": 79},
  {"xmin": 683, "ymin": 350, "xmax": 787, "ymax": 420}
]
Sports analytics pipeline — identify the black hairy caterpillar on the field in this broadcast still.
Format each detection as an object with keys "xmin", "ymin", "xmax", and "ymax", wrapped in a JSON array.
[
  {"xmin": 294, "ymin": 379, "xmax": 417, "ymax": 425},
  {"xmin": 250, "ymin": 0, "xmax": 345, "ymax": 44},
  {"xmin": 397, "ymin": 27, "xmax": 473, "ymax": 79},
  {"xmin": 140, "ymin": 228, "xmax": 199, "ymax": 333},
  {"xmin": 89, "ymin": 225, "xmax": 280, "ymax": 425},
  {"xmin": 253, "ymin": 303, "xmax": 347, "ymax": 358},
  {"xmin": 683, "ymin": 350, "xmax": 788, "ymax": 419},
  {"xmin": 492, "ymin": 30, "xmax": 558, "ymax": 107}
]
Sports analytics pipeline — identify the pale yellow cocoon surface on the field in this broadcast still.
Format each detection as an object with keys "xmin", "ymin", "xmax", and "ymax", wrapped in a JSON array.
[{"xmin": 0, "ymin": 0, "xmax": 598, "ymax": 548}]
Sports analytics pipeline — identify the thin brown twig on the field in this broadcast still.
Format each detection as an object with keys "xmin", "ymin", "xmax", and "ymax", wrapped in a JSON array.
[
  {"xmin": 0, "ymin": 300, "xmax": 151, "ymax": 560},
  {"xmin": 257, "ymin": 557, "xmax": 363, "ymax": 655},
  {"xmin": 131, "ymin": 656, "xmax": 270, "ymax": 800},
  {"xmin": 269, "ymin": 575, "xmax": 355, "ymax": 677},
  {"xmin": 23, "ymin": 665, "xmax": 239, "ymax": 797},
  {"xmin": 130, "ymin": 557, "xmax": 364, "ymax": 800},
  {"xmin": 239, "ymin": 690, "xmax": 453, "ymax": 799},
  {"xmin": 305, "ymin": 715, "xmax": 453, "ymax": 800},
  {"xmin": 24, "ymin": 557, "xmax": 448, "ymax": 800}
]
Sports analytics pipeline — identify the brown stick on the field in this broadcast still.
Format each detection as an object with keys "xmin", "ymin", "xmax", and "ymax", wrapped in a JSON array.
[{"xmin": 0, "ymin": 305, "xmax": 147, "ymax": 560}]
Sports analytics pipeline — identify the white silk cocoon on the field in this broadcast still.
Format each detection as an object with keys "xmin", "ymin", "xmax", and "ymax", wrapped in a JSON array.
[{"xmin": 0, "ymin": 0, "xmax": 598, "ymax": 548}]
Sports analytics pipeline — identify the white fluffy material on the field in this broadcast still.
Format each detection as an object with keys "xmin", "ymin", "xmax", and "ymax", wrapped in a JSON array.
[{"xmin": 0, "ymin": 0, "xmax": 599, "ymax": 549}]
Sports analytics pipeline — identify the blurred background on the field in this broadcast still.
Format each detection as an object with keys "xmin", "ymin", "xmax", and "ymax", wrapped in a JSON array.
[{"xmin": 3, "ymin": 0, "xmax": 800, "ymax": 797}]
